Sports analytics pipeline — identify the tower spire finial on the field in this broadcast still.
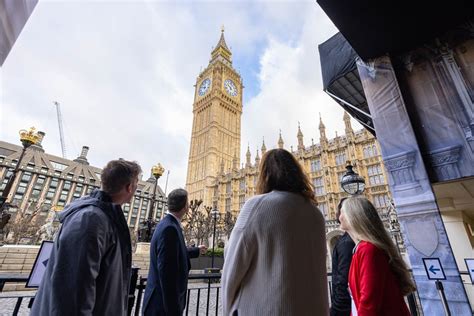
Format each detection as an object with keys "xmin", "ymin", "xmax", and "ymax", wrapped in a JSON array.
[
  {"xmin": 221, "ymin": 24, "xmax": 225, "ymax": 33},
  {"xmin": 278, "ymin": 130, "xmax": 284, "ymax": 149}
]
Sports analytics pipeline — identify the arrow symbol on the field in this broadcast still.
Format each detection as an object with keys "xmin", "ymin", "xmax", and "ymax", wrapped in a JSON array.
[
  {"xmin": 429, "ymin": 265, "xmax": 440, "ymax": 274},
  {"xmin": 42, "ymin": 259, "xmax": 49, "ymax": 267}
]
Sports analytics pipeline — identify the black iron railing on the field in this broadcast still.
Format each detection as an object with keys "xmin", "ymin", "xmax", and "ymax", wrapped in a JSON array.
[
  {"xmin": 132, "ymin": 273, "xmax": 222, "ymax": 316},
  {"xmin": 3, "ymin": 271, "xmax": 467, "ymax": 316}
]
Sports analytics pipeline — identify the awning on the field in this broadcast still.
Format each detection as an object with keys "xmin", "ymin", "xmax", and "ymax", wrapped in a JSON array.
[
  {"xmin": 317, "ymin": 0, "xmax": 474, "ymax": 61},
  {"xmin": 318, "ymin": 33, "xmax": 374, "ymax": 134}
]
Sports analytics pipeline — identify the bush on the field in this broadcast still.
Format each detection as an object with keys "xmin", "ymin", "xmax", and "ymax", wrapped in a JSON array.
[{"xmin": 205, "ymin": 247, "xmax": 224, "ymax": 257}]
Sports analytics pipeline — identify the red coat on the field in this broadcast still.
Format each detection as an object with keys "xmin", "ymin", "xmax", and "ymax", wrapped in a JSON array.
[{"xmin": 348, "ymin": 241, "xmax": 410, "ymax": 316}]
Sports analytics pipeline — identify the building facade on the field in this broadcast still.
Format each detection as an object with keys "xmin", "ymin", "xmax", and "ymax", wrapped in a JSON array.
[
  {"xmin": 186, "ymin": 29, "xmax": 243, "ymax": 207},
  {"xmin": 209, "ymin": 113, "xmax": 392, "ymax": 222},
  {"xmin": 0, "ymin": 136, "xmax": 165, "ymax": 234}
]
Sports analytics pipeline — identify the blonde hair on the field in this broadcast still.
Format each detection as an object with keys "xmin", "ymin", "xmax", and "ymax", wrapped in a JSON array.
[{"xmin": 342, "ymin": 196, "xmax": 416, "ymax": 295}]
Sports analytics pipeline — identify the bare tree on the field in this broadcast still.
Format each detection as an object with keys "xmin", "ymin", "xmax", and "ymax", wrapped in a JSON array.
[
  {"xmin": 220, "ymin": 211, "xmax": 237, "ymax": 240},
  {"xmin": 5, "ymin": 199, "xmax": 48, "ymax": 244},
  {"xmin": 182, "ymin": 199, "xmax": 202, "ymax": 244},
  {"xmin": 182, "ymin": 200, "xmax": 216, "ymax": 246}
]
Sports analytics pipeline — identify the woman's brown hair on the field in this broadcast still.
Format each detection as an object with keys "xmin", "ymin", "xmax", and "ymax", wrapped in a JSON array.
[{"xmin": 256, "ymin": 149, "xmax": 316, "ymax": 203}]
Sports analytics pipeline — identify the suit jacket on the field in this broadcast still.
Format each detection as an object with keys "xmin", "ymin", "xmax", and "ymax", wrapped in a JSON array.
[
  {"xmin": 142, "ymin": 214, "xmax": 200, "ymax": 316},
  {"xmin": 330, "ymin": 232, "xmax": 355, "ymax": 316}
]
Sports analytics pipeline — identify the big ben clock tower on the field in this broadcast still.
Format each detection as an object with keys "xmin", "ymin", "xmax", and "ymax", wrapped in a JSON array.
[{"xmin": 186, "ymin": 28, "xmax": 243, "ymax": 207}]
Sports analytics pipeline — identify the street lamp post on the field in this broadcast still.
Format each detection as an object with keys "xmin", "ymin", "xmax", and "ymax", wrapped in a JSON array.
[
  {"xmin": 210, "ymin": 207, "xmax": 219, "ymax": 268},
  {"xmin": 340, "ymin": 163, "xmax": 366, "ymax": 195},
  {"xmin": 138, "ymin": 163, "xmax": 164, "ymax": 242},
  {"xmin": 0, "ymin": 127, "xmax": 40, "ymax": 245}
]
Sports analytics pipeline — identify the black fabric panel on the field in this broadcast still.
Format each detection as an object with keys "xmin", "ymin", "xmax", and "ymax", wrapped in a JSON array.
[{"xmin": 318, "ymin": 32, "xmax": 359, "ymax": 90}]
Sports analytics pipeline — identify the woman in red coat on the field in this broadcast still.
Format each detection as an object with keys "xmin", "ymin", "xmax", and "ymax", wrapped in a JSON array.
[{"xmin": 339, "ymin": 196, "xmax": 416, "ymax": 316}]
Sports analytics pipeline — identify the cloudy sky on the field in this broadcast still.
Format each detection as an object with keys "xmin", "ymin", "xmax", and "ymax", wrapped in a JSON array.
[{"xmin": 1, "ymin": 0, "xmax": 358, "ymax": 192}]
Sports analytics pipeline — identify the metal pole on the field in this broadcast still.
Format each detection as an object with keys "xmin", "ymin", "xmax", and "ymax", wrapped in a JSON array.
[
  {"xmin": 1, "ymin": 146, "xmax": 27, "ymax": 204},
  {"xmin": 148, "ymin": 177, "xmax": 158, "ymax": 221},
  {"xmin": 435, "ymin": 280, "xmax": 451, "ymax": 316},
  {"xmin": 211, "ymin": 213, "xmax": 217, "ymax": 268},
  {"xmin": 164, "ymin": 170, "xmax": 170, "ymax": 196}
]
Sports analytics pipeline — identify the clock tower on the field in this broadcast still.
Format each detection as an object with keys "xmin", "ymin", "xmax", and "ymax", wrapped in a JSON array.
[{"xmin": 186, "ymin": 29, "xmax": 243, "ymax": 207}]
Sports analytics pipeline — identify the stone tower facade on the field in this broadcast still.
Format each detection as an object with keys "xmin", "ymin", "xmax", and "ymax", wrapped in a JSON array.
[{"xmin": 186, "ymin": 30, "xmax": 243, "ymax": 206}]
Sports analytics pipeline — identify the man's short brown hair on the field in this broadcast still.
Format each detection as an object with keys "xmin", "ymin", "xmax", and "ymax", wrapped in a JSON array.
[{"xmin": 101, "ymin": 159, "xmax": 142, "ymax": 194}]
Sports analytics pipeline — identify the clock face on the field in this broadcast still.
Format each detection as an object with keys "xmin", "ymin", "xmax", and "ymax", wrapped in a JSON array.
[
  {"xmin": 224, "ymin": 79, "xmax": 238, "ymax": 97},
  {"xmin": 198, "ymin": 78, "xmax": 211, "ymax": 96}
]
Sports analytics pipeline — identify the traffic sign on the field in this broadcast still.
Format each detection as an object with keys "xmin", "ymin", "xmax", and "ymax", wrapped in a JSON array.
[
  {"xmin": 465, "ymin": 259, "xmax": 474, "ymax": 284},
  {"xmin": 26, "ymin": 240, "xmax": 54, "ymax": 288},
  {"xmin": 423, "ymin": 258, "xmax": 446, "ymax": 280}
]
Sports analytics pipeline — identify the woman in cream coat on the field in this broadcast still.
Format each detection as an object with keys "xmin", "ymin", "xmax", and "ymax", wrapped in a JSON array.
[{"xmin": 222, "ymin": 148, "xmax": 329, "ymax": 316}]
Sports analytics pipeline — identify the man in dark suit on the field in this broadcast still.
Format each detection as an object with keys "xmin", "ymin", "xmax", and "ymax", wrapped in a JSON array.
[
  {"xmin": 330, "ymin": 198, "xmax": 355, "ymax": 316},
  {"xmin": 143, "ymin": 188, "xmax": 207, "ymax": 316}
]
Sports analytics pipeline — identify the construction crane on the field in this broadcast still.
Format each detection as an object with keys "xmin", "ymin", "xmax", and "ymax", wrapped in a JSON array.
[{"xmin": 53, "ymin": 101, "xmax": 67, "ymax": 158}]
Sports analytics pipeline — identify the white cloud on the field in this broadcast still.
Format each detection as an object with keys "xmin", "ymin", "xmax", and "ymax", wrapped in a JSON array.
[{"xmin": 0, "ymin": 1, "xmax": 360, "ymax": 193}]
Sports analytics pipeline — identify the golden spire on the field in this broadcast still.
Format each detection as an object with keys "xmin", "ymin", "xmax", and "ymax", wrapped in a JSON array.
[{"xmin": 211, "ymin": 27, "xmax": 232, "ymax": 63}]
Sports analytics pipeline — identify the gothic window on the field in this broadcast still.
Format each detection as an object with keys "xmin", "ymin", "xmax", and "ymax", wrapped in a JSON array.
[
  {"xmin": 239, "ymin": 178, "xmax": 246, "ymax": 191},
  {"xmin": 226, "ymin": 182, "xmax": 231, "ymax": 194},
  {"xmin": 338, "ymin": 171, "xmax": 346, "ymax": 192},
  {"xmin": 311, "ymin": 159, "xmax": 321, "ymax": 172},
  {"xmin": 319, "ymin": 203, "xmax": 328, "ymax": 219},
  {"xmin": 239, "ymin": 195, "xmax": 246, "ymax": 210},
  {"xmin": 368, "ymin": 164, "xmax": 384, "ymax": 186},
  {"xmin": 225, "ymin": 198, "xmax": 231, "ymax": 212},
  {"xmin": 335, "ymin": 152, "xmax": 347, "ymax": 166},
  {"xmin": 363, "ymin": 144, "xmax": 378, "ymax": 158},
  {"xmin": 373, "ymin": 194, "xmax": 389, "ymax": 208},
  {"xmin": 313, "ymin": 177, "xmax": 325, "ymax": 196}
]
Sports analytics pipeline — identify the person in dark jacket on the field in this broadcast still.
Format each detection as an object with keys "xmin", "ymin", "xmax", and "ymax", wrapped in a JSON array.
[
  {"xmin": 330, "ymin": 198, "xmax": 355, "ymax": 316},
  {"xmin": 31, "ymin": 159, "xmax": 141, "ymax": 316},
  {"xmin": 142, "ymin": 188, "xmax": 206, "ymax": 316}
]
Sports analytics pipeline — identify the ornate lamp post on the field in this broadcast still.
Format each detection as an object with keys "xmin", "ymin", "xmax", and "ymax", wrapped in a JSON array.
[
  {"xmin": 0, "ymin": 127, "xmax": 40, "ymax": 245},
  {"xmin": 340, "ymin": 164, "xmax": 366, "ymax": 195},
  {"xmin": 138, "ymin": 163, "xmax": 165, "ymax": 242}
]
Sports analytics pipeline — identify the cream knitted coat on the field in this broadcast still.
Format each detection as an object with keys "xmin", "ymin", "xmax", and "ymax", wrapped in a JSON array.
[{"xmin": 222, "ymin": 190, "xmax": 329, "ymax": 316}]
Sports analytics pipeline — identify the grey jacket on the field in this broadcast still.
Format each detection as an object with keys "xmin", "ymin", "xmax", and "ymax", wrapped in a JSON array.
[{"xmin": 31, "ymin": 190, "xmax": 132, "ymax": 316}]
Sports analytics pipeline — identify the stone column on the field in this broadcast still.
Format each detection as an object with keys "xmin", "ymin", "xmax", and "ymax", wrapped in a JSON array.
[{"xmin": 357, "ymin": 56, "xmax": 471, "ymax": 315}]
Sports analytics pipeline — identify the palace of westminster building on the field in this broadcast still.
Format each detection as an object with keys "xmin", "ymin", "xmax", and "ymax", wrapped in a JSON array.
[{"xmin": 0, "ymin": 31, "xmax": 392, "ymax": 235}]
